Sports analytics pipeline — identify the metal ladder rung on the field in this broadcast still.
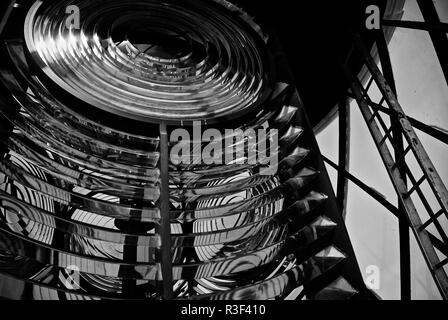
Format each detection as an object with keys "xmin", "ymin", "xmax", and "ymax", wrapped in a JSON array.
[
  {"xmin": 392, "ymin": 145, "xmax": 412, "ymax": 170},
  {"xmin": 427, "ymin": 232, "xmax": 448, "ymax": 257},
  {"xmin": 364, "ymin": 76, "xmax": 375, "ymax": 95},
  {"xmin": 420, "ymin": 208, "xmax": 445, "ymax": 231},
  {"xmin": 435, "ymin": 258, "xmax": 448, "ymax": 270},
  {"xmin": 404, "ymin": 175, "xmax": 427, "ymax": 198},
  {"xmin": 379, "ymin": 125, "xmax": 397, "ymax": 146},
  {"xmin": 408, "ymin": 169, "xmax": 448, "ymax": 245},
  {"xmin": 368, "ymin": 109, "xmax": 379, "ymax": 123}
]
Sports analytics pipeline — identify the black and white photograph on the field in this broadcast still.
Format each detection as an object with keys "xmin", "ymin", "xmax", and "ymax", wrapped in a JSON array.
[{"xmin": 0, "ymin": 0, "xmax": 446, "ymax": 310}]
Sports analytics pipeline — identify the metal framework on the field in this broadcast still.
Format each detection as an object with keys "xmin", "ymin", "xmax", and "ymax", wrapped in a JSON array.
[{"xmin": 325, "ymin": 4, "xmax": 448, "ymax": 299}]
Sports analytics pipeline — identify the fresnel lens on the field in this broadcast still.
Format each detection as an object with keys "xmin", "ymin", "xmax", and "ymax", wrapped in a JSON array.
[{"xmin": 0, "ymin": 0, "xmax": 368, "ymax": 300}]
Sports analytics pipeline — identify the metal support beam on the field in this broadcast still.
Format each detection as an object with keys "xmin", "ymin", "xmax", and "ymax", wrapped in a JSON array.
[
  {"xmin": 383, "ymin": 19, "xmax": 448, "ymax": 33},
  {"xmin": 376, "ymin": 29, "xmax": 410, "ymax": 300},
  {"xmin": 347, "ymin": 90, "xmax": 448, "ymax": 146},
  {"xmin": 159, "ymin": 123, "xmax": 173, "ymax": 299},
  {"xmin": 336, "ymin": 98, "xmax": 351, "ymax": 219},
  {"xmin": 361, "ymin": 99, "xmax": 448, "ymax": 146},
  {"xmin": 323, "ymin": 155, "xmax": 400, "ymax": 218}
]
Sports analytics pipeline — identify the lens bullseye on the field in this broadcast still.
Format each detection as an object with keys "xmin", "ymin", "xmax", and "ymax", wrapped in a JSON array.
[{"xmin": 24, "ymin": 0, "xmax": 271, "ymax": 124}]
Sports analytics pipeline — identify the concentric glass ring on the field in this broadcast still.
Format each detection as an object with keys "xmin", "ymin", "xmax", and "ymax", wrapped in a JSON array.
[{"xmin": 24, "ymin": 0, "xmax": 272, "ymax": 124}]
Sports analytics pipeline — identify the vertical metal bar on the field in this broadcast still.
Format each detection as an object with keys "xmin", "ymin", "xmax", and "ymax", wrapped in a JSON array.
[
  {"xmin": 337, "ymin": 98, "xmax": 350, "ymax": 219},
  {"xmin": 159, "ymin": 122, "xmax": 173, "ymax": 299},
  {"xmin": 417, "ymin": 0, "xmax": 448, "ymax": 86},
  {"xmin": 376, "ymin": 29, "xmax": 411, "ymax": 300}
]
